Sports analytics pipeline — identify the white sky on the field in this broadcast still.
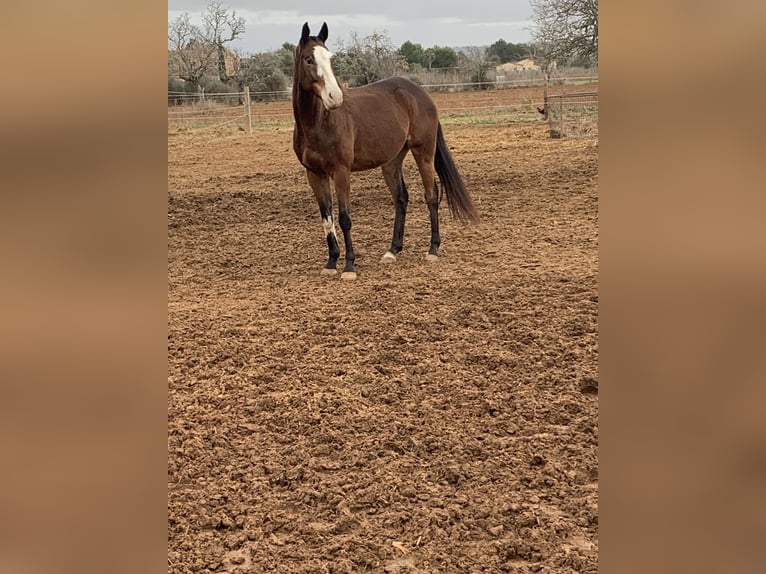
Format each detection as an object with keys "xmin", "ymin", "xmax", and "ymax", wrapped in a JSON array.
[{"xmin": 168, "ymin": 1, "xmax": 534, "ymax": 54}]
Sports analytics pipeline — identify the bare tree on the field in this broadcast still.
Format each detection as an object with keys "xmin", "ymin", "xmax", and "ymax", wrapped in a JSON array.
[
  {"xmin": 333, "ymin": 31, "xmax": 407, "ymax": 86},
  {"xmin": 168, "ymin": 2, "xmax": 246, "ymax": 89},
  {"xmin": 202, "ymin": 1, "xmax": 246, "ymax": 82},
  {"xmin": 228, "ymin": 47, "xmax": 247, "ymax": 91},
  {"xmin": 168, "ymin": 13, "xmax": 218, "ymax": 90},
  {"xmin": 459, "ymin": 47, "xmax": 498, "ymax": 89},
  {"xmin": 530, "ymin": 0, "xmax": 598, "ymax": 68}
]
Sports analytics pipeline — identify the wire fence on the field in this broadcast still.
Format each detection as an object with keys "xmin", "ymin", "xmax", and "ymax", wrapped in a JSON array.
[
  {"xmin": 167, "ymin": 100, "xmax": 248, "ymax": 133},
  {"xmin": 167, "ymin": 76, "xmax": 598, "ymax": 138},
  {"xmin": 545, "ymin": 91, "xmax": 599, "ymax": 139}
]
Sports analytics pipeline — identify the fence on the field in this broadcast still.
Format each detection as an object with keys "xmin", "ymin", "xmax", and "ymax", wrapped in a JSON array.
[
  {"xmin": 167, "ymin": 86, "xmax": 254, "ymax": 134},
  {"xmin": 545, "ymin": 91, "xmax": 599, "ymax": 139},
  {"xmin": 168, "ymin": 76, "xmax": 598, "ymax": 138},
  {"xmin": 415, "ymin": 74, "xmax": 597, "ymax": 92}
]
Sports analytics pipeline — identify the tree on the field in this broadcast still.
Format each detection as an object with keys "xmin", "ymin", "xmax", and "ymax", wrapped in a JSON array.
[
  {"xmin": 425, "ymin": 46, "xmax": 459, "ymax": 69},
  {"xmin": 201, "ymin": 1, "xmax": 246, "ymax": 82},
  {"xmin": 530, "ymin": 0, "xmax": 598, "ymax": 68},
  {"xmin": 333, "ymin": 31, "xmax": 407, "ymax": 86},
  {"xmin": 227, "ymin": 47, "xmax": 246, "ymax": 90},
  {"xmin": 168, "ymin": 13, "xmax": 218, "ymax": 90},
  {"xmin": 277, "ymin": 43, "xmax": 296, "ymax": 78},
  {"xmin": 168, "ymin": 2, "xmax": 245, "ymax": 89},
  {"xmin": 459, "ymin": 47, "xmax": 497, "ymax": 89},
  {"xmin": 486, "ymin": 39, "xmax": 527, "ymax": 63},
  {"xmin": 241, "ymin": 52, "xmax": 288, "ymax": 98},
  {"xmin": 399, "ymin": 41, "xmax": 426, "ymax": 68}
]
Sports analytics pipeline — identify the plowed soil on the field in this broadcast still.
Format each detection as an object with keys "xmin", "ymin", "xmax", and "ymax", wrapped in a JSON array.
[{"xmin": 168, "ymin": 113, "xmax": 598, "ymax": 573}]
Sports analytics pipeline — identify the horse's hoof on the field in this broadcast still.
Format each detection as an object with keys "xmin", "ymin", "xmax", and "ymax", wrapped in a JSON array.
[
  {"xmin": 381, "ymin": 251, "xmax": 396, "ymax": 263},
  {"xmin": 341, "ymin": 271, "xmax": 357, "ymax": 281},
  {"xmin": 425, "ymin": 254, "xmax": 439, "ymax": 262},
  {"xmin": 321, "ymin": 268, "xmax": 338, "ymax": 276}
]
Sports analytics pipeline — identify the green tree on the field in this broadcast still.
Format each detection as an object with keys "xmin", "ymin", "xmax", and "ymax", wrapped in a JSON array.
[
  {"xmin": 277, "ymin": 43, "xmax": 295, "ymax": 77},
  {"xmin": 486, "ymin": 39, "xmax": 527, "ymax": 63},
  {"xmin": 241, "ymin": 52, "xmax": 288, "ymax": 98},
  {"xmin": 399, "ymin": 41, "xmax": 426, "ymax": 68},
  {"xmin": 425, "ymin": 46, "xmax": 458, "ymax": 69}
]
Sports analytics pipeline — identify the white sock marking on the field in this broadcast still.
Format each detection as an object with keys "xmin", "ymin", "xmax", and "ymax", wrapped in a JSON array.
[{"xmin": 322, "ymin": 216, "xmax": 337, "ymax": 238}]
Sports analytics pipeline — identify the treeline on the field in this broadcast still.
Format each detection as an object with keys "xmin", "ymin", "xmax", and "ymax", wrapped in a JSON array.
[
  {"xmin": 399, "ymin": 38, "xmax": 531, "ymax": 69},
  {"xmin": 169, "ymin": 1, "xmax": 597, "ymax": 102},
  {"xmin": 169, "ymin": 31, "xmax": 534, "ymax": 101}
]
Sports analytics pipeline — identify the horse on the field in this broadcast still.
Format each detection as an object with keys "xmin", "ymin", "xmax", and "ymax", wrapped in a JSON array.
[{"xmin": 292, "ymin": 22, "xmax": 480, "ymax": 280}]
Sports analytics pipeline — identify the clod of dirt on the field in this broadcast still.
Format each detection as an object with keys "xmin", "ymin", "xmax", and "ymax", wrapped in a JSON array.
[
  {"xmin": 384, "ymin": 556, "xmax": 419, "ymax": 573},
  {"xmin": 579, "ymin": 377, "xmax": 598, "ymax": 395}
]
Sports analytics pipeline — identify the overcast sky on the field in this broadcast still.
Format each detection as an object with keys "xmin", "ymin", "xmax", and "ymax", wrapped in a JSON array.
[{"xmin": 168, "ymin": 1, "xmax": 534, "ymax": 54}]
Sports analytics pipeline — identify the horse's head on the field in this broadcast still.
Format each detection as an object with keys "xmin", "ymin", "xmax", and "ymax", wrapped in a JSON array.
[{"xmin": 295, "ymin": 22, "xmax": 344, "ymax": 111}]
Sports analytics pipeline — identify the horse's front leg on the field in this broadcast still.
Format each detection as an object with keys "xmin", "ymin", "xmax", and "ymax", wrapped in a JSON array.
[
  {"xmin": 333, "ymin": 167, "xmax": 357, "ymax": 280},
  {"xmin": 307, "ymin": 170, "xmax": 340, "ymax": 275}
]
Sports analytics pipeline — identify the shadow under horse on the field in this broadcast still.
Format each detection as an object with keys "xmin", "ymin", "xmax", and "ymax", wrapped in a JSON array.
[{"xmin": 292, "ymin": 22, "xmax": 480, "ymax": 280}]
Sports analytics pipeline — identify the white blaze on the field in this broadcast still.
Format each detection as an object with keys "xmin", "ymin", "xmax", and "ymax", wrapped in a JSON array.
[{"xmin": 313, "ymin": 45, "xmax": 343, "ymax": 110}]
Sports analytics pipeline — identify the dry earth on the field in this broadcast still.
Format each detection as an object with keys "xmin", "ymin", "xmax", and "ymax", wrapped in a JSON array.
[{"xmin": 168, "ymin": 111, "xmax": 598, "ymax": 573}]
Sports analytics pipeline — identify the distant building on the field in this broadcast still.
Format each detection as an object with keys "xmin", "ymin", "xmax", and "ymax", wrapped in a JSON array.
[
  {"xmin": 496, "ymin": 59, "xmax": 542, "ymax": 73},
  {"xmin": 493, "ymin": 59, "xmax": 558, "ymax": 82}
]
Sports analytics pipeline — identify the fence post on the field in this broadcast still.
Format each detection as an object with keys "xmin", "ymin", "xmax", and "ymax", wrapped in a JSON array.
[
  {"xmin": 542, "ymin": 73, "xmax": 549, "ymax": 120},
  {"xmin": 243, "ymin": 87, "xmax": 252, "ymax": 134},
  {"xmin": 559, "ymin": 94, "xmax": 565, "ymax": 136}
]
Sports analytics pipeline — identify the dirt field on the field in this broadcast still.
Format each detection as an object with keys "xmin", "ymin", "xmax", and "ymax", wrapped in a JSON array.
[{"xmin": 168, "ymin": 103, "xmax": 598, "ymax": 573}]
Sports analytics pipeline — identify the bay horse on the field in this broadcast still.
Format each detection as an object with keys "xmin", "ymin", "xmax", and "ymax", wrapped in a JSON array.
[{"xmin": 292, "ymin": 22, "xmax": 479, "ymax": 280}]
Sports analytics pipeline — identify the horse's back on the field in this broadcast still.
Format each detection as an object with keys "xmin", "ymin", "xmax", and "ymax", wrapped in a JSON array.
[{"xmin": 348, "ymin": 77, "xmax": 436, "ymax": 118}]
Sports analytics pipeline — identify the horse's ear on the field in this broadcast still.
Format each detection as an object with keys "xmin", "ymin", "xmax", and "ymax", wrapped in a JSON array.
[
  {"xmin": 301, "ymin": 22, "xmax": 310, "ymax": 44},
  {"xmin": 318, "ymin": 22, "xmax": 328, "ymax": 42}
]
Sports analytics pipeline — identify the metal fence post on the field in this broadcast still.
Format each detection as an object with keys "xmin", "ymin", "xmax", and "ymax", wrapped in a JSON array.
[
  {"xmin": 559, "ymin": 94, "xmax": 565, "ymax": 136},
  {"xmin": 244, "ymin": 86, "xmax": 252, "ymax": 134}
]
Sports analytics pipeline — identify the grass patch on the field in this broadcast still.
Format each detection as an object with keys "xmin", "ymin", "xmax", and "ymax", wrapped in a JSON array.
[{"xmin": 440, "ymin": 109, "xmax": 541, "ymax": 126}]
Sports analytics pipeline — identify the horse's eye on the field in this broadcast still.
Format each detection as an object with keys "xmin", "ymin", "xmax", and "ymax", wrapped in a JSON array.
[{"xmin": 305, "ymin": 56, "xmax": 315, "ymax": 65}]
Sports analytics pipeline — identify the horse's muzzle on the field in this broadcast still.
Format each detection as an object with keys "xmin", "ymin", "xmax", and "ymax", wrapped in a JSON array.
[{"xmin": 323, "ymin": 91, "xmax": 343, "ymax": 110}]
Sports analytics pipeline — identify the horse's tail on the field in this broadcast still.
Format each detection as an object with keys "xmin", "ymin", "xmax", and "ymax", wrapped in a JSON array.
[{"xmin": 434, "ymin": 122, "xmax": 480, "ymax": 224}]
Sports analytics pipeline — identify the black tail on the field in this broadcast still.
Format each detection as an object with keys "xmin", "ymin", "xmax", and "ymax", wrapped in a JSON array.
[{"xmin": 434, "ymin": 122, "xmax": 480, "ymax": 224}]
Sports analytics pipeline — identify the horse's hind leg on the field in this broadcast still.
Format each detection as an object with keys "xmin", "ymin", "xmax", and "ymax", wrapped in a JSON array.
[
  {"xmin": 410, "ymin": 145, "xmax": 441, "ymax": 260},
  {"xmin": 307, "ymin": 170, "xmax": 340, "ymax": 275},
  {"xmin": 381, "ymin": 145, "xmax": 410, "ymax": 262}
]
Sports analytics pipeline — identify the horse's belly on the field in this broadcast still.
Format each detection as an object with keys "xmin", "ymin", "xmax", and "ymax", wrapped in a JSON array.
[
  {"xmin": 350, "ymin": 156, "xmax": 389, "ymax": 172},
  {"xmin": 350, "ymin": 131, "xmax": 407, "ymax": 172}
]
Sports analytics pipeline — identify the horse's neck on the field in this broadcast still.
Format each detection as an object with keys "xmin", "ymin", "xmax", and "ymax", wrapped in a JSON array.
[{"xmin": 293, "ymin": 85, "xmax": 333, "ymax": 140}]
